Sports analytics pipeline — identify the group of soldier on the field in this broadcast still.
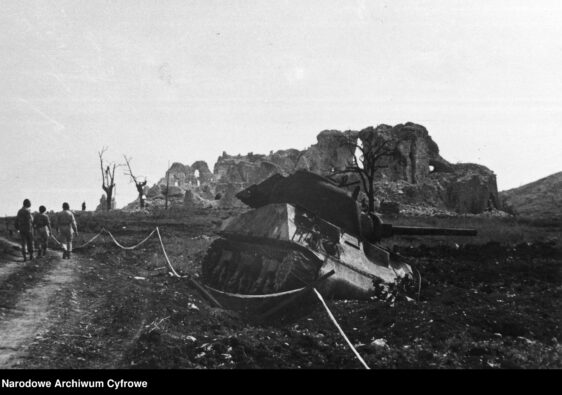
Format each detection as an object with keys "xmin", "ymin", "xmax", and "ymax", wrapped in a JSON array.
[{"xmin": 15, "ymin": 199, "xmax": 79, "ymax": 261}]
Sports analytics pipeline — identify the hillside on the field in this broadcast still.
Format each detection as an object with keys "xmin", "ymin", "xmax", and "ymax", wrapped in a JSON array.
[{"xmin": 500, "ymin": 172, "xmax": 562, "ymax": 218}]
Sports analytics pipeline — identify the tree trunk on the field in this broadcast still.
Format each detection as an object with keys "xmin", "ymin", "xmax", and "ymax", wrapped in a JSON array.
[
  {"xmin": 103, "ymin": 186, "xmax": 114, "ymax": 211},
  {"xmin": 367, "ymin": 178, "xmax": 375, "ymax": 213},
  {"xmin": 139, "ymin": 193, "xmax": 145, "ymax": 209},
  {"xmin": 106, "ymin": 188, "xmax": 113, "ymax": 211},
  {"xmin": 165, "ymin": 169, "xmax": 170, "ymax": 210}
]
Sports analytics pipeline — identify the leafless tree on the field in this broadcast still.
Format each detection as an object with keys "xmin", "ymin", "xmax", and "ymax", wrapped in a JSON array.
[
  {"xmin": 164, "ymin": 161, "xmax": 170, "ymax": 210},
  {"xmin": 98, "ymin": 147, "xmax": 119, "ymax": 211},
  {"xmin": 123, "ymin": 155, "xmax": 148, "ymax": 209},
  {"xmin": 329, "ymin": 136, "xmax": 398, "ymax": 213}
]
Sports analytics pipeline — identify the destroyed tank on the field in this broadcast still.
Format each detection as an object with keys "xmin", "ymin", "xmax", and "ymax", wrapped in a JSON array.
[{"xmin": 201, "ymin": 170, "xmax": 476, "ymax": 312}]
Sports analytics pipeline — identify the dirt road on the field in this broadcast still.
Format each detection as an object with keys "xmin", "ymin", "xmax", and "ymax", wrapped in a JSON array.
[
  {"xmin": 0, "ymin": 233, "xmax": 162, "ymax": 369},
  {"xmin": 0, "ymin": 238, "xmax": 77, "ymax": 367}
]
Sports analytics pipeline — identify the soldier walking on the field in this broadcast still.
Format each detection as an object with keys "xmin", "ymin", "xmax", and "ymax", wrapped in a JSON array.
[
  {"xmin": 57, "ymin": 202, "xmax": 78, "ymax": 259},
  {"xmin": 34, "ymin": 205, "xmax": 52, "ymax": 257},
  {"xmin": 15, "ymin": 199, "xmax": 34, "ymax": 261}
]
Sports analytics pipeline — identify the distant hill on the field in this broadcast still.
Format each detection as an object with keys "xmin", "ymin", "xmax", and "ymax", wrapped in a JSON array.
[{"xmin": 500, "ymin": 172, "xmax": 562, "ymax": 218}]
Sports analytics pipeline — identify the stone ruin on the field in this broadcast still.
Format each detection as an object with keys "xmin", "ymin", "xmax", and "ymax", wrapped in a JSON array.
[
  {"xmin": 124, "ymin": 122, "xmax": 500, "ymax": 215},
  {"xmin": 95, "ymin": 194, "xmax": 116, "ymax": 211}
]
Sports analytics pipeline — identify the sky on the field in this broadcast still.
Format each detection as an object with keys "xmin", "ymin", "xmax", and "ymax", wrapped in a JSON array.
[{"xmin": 1, "ymin": 0, "xmax": 561, "ymax": 215}]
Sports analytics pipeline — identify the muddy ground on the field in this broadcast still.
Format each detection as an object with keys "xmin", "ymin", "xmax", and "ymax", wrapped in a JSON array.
[{"xmin": 0, "ymin": 209, "xmax": 560, "ymax": 369}]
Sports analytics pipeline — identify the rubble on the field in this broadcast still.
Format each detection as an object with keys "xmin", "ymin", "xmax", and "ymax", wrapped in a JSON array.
[
  {"xmin": 95, "ymin": 194, "xmax": 116, "ymax": 212},
  {"xmin": 125, "ymin": 122, "xmax": 500, "ymax": 215}
]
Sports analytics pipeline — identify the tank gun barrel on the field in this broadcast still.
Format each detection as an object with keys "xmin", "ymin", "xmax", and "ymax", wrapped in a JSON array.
[{"xmin": 381, "ymin": 224, "xmax": 477, "ymax": 238}]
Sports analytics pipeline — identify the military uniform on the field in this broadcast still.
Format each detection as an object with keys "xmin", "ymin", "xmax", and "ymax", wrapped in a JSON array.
[
  {"xmin": 57, "ymin": 209, "xmax": 78, "ymax": 259},
  {"xmin": 16, "ymin": 207, "xmax": 34, "ymax": 260},
  {"xmin": 34, "ymin": 213, "xmax": 52, "ymax": 257}
]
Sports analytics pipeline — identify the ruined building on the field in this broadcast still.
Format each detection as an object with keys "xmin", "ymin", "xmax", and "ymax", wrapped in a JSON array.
[
  {"xmin": 125, "ymin": 122, "xmax": 499, "ymax": 214},
  {"xmin": 95, "ymin": 194, "xmax": 116, "ymax": 211}
]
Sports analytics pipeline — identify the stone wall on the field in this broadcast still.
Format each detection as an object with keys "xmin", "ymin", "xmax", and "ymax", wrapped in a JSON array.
[
  {"xmin": 441, "ymin": 164, "xmax": 499, "ymax": 214},
  {"xmin": 95, "ymin": 194, "xmax": 116, "ymax": 211},
  {"xmin": 127, "ymin": 122, "xmax": 499, "ymax": 214}
]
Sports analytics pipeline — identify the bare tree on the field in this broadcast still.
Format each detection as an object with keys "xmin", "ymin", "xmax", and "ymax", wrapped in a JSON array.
[
  {"xmin": 329, "ymin": 136, "xmax": 398, "ymax": 213},
  {"xmin": 98, "ymin": 147, "xmax": 119, "ymax": 211},
  {"xmin": 164, "ymin": 161, "xmax": 170, "ymax": 210},
  {"xmin": 123, "ymin": 155, "xmax": 148, "ymax": 209}
]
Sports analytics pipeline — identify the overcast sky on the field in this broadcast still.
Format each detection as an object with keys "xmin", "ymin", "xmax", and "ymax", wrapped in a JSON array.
[{"xmin": 1, "ymin": 0, "xmax": 561, "ymax": 215}]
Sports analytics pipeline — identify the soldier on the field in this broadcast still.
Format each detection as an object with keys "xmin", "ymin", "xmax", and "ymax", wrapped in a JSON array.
[
  {"xmin": 15, "ymin": 198, "xmax": 34, "ymax": 261},
  {"xmin": 33, "ymin": 205, "xmax": 52, "ymax": 257},
  {"xmin": 57, "ymin": 202, "xmax": 78, "ymax": 259}
]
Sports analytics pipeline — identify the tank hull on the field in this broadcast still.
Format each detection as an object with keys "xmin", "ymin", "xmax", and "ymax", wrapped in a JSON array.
[{"xmin": 201, "ymin": 204, "xmax": 412, "ymax": 306}]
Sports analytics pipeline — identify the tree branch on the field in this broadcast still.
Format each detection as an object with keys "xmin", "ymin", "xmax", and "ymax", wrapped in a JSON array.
[
  {"xmin": 98, "ymin": 147, "xmax": 108, "ymax": 188},
  {"xmin": 123, "ymin": 155, "xmax": 138, "ymax": 184}
]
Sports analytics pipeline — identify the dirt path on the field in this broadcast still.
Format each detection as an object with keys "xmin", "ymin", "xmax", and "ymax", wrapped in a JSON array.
[
  {"xmin": 0, "ymin": 238, "xmax": 76, "ymax": 368},
  {"xmin": 0, "ymin": 237, "xmax": 24, "ymax": 282}
]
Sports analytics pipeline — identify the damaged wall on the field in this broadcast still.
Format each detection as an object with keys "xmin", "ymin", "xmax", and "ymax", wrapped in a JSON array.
[
  {"xmin": 95, "ymin": 194, "xmax": 116, "ymax": 211},
  {"xmin": 125, "ymin": 122, "xmax": 500, "ymax": 214},
  {"xmin": 358, "ymin": 123, "xmax": 449, "ymax": 184},
  {"xmin": 442, "ymin": 164, "xmax": 499, "ymax": 214}
]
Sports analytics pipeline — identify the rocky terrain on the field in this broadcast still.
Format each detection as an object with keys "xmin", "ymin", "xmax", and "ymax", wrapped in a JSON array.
[
  {"xmin": 500, "ymin": 172, "xmax": 562, "ymax": 219},
  {"xmin": 122, "ymin": 122, "xmax": 500, "ymax": 216}
]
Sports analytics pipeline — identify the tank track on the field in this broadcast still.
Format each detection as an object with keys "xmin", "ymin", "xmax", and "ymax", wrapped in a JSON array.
[{"xmin": 202, "ymin": 238, "xmax": 322, "ymax": 294}]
